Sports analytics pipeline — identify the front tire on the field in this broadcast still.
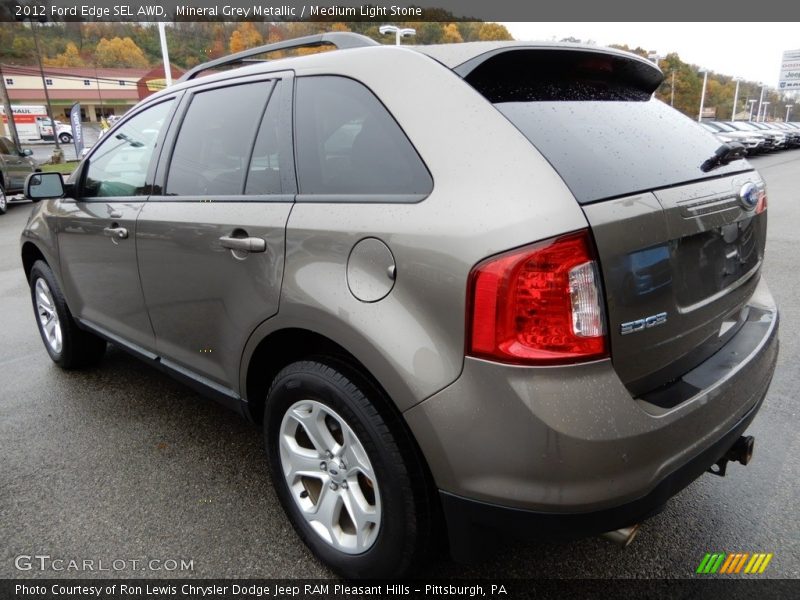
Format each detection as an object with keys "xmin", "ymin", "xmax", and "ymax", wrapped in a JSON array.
[
  {"xmin": 59, "ymin": 133, "xmax": 72, "ymax": 144},
  {"xmin": 264, "ymin": 360, "xmax": 433, "ymax": 578},
  {"xmin": 0, "ymin": 182, "xmax": 7, "ymax": 215},
  {"xmin": 29, "ymin": 260, "xmax": 106, "ymax": 369}
]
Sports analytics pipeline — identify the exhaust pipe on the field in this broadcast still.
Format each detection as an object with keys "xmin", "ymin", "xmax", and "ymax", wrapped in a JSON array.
[{"xmin": 600, "ymin": 524, "xmax": 639, "ymax": 547}]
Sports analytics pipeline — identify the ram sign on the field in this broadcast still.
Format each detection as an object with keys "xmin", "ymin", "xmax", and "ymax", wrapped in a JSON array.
[{"xmin": 779, "ymin": 49, "xmax": 800, "ymax": 90}]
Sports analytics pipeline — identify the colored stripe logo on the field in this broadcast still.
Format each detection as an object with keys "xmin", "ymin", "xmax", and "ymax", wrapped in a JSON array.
[{"xmin": 696, "ymin": 552, "xmax": 773, "ymax": 574}]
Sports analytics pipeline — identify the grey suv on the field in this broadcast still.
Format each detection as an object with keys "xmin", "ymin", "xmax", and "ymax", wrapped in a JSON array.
[
  {"xmin": 0, "ymin": 135, "xmax": 37, "ymax": 214},
  {"xmin": 20, "ymin": 34, "xmax": 779, "ymax": 578}
]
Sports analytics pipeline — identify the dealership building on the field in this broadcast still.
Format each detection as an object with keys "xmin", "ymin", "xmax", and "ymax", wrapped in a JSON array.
[{"xmin": 1, "ymin": 64, "xmax": 181, "ymax": 122}]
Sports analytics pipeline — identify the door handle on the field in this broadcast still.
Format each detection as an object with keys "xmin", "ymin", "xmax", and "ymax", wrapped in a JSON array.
[
  {"xmin": 219, "ymin": 235, "xmax": 266, "ymax": 253},
  {"xmin": 103, "ymin": 226, "xmax": 128, "ymax": 239}
]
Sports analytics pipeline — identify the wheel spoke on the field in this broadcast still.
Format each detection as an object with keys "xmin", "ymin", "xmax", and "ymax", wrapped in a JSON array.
[
  {"xmin": 289, "ymin": 403, "xmax": 339, "ymax": 456},
  {"xmin": 279, "ymin": 433, "xmax": 326, "ymax": 478},
  {"xmin": 342, "ymin": 485, "xmax": 378, "ymax": 547},
  {"xmin": 342, "ymin": 428, "xmax": 374, "ymax": 479}
]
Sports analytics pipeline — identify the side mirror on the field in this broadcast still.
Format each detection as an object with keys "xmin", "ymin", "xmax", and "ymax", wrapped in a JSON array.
[
  {"xmin": 25, "ymin": 172, "xmax": 65, "ymax": 201},
  {"xmin": 20, "ymin": 148, "xmax": 33, "ymax": 157}
]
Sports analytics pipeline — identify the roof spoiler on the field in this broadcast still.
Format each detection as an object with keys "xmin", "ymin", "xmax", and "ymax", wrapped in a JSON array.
[
  {"xmin": 455, "ymin": 46, "xmax": 664, "ymax": 99},
  {"xmin": 179, "ymin": 32, "xmax": 379, "ymax": 82}
]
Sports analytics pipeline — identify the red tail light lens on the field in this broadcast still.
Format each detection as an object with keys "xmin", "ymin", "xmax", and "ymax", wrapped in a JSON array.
[{"xmin": 467, "ymin": 230, "xmax": 608, "ymax": 365}]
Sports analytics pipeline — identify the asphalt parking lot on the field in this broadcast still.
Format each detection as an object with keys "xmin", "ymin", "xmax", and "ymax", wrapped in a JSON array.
[{"xmin": 1, "ymin": 151, "xmax": 798, "ymax": 580}]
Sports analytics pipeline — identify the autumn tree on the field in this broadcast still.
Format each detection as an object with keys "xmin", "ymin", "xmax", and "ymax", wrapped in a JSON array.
[
  {"xmin": 95, "ymin": 37, "xmax": 149, "ymax": 67},
  {"xmin": 44, "ymin": 42, "xmax": 85, "ymax": 67},
  {"xmin": 477, "ymin": 23, "xmax": 513, "ymax": 41},
  {"xmin": 441, "ymin": 24, "xmax": 463, "ymax": 44},
  {"xmin": 229, "ymin": 22, "xmax": 263, "ymax": 53}
]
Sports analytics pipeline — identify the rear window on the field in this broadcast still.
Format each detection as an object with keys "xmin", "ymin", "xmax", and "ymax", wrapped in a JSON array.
[{"xmin": 465, "ymin": 50, "xmax": 750, "ymax": 204}]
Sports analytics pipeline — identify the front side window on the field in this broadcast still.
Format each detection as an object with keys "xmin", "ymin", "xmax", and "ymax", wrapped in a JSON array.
[
  {"xmin": 166, "ymin": 81, "xmax": 273, "ymax": 196},
  {"xmin": 294, "ymin": 76, "xmax": 432, "ymax": 198},
  {"xmin": 83, "ymin": 99, "xmax": 173, "ymax": 198}
]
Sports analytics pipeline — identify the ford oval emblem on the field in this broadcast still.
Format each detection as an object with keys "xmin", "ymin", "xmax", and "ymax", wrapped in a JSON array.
[{"xmin": 739, "ymin": 182, "xmax": 759, "ymax": 211}]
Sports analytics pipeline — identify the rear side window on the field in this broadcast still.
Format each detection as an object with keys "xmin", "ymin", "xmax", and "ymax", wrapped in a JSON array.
[
  {"xmin": 294, "ymin": 76, "xmax": 432, "ymax": 198},
  {"xmin": 167, "ymin": 81, "xmax": 273, "ymax": 196}
]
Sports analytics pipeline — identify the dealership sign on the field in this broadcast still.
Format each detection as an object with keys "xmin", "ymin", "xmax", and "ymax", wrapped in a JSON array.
[{"xmin": 779, "ymin": 49, "xmax": 800, "ymax": 89}]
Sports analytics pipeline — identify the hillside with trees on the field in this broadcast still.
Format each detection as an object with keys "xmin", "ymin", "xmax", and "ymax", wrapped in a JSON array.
[{"xmin": 0, "ymin": 21, "xmax": 792, "ymax": 121}]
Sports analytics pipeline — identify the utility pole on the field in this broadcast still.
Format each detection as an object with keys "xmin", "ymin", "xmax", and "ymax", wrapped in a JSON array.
[
  {"xmin": 0, "ymin": 63, "xmax": 21, "ymax": 150},
  {"xmin": 29, "ymin": 20, "xmax": 63, "ymax": 162}
]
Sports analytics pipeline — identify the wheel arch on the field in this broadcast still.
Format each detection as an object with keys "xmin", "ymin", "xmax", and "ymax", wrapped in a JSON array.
[
  {"xmin": 243, "ymin": 327, "xmax": 394, "ymax": 427},
  {"xmin": 21, "ymin": 241, "xmax": 48, "ymax": 281}
]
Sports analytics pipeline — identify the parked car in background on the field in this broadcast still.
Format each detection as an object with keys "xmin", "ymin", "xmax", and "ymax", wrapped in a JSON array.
[
  {"xmin": 769, "ymin": 122, "xmax": 800, "ymax": 147},
  {"xmin": 20, "ymin": 35, "xmax": 779, "ymax": 578},
  {"xmin": 727, "ymin": 121, "xmax": 785, "ymax": 150},
  {"xmin": 0, "ymin": 136, "xmax": 38, "ymax": 214},
  {"xmin": 700, "ymin": 122, "xmax": 763, "ymax": 154}
]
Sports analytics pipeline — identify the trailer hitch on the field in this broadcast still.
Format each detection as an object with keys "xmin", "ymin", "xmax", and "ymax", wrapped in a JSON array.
[{"xmin": 708, "ymin": 435, "xmax": 754, "ymax": 477}]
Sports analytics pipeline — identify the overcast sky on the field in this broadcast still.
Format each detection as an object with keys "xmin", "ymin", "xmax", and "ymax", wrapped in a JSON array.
[{"xmin": 502, "ymin": 23, "xmax": 798, "ymax": 87}]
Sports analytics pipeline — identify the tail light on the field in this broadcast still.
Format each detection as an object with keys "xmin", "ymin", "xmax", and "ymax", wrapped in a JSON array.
[{"xmin": 467, "ymin": 230, "xmax": 608, "ymax": 365}]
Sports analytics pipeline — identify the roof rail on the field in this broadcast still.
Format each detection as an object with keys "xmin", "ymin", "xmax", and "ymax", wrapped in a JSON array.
[{"xmin": 179, "ymin": 32, "xmax": 379, "ymax": 82}]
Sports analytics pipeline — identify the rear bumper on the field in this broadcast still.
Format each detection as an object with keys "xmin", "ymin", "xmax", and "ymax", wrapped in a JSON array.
[
  {"xmin": 404, "ymin": 277, "xmax": 778, "ymax": 546},
  {"xmin": 439, "ymin": 384, "xmax": 768, "ymax": 558}
]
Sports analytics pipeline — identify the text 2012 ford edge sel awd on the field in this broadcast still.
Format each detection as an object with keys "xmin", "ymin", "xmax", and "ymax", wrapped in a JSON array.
[{"xmin": 20, "ymin": 34, "xmax": 779, "ymax": 578}]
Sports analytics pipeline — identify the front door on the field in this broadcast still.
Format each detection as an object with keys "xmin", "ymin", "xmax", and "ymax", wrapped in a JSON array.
[
  {"xmin": 136, "ymin": 76, "xmax": 295, "ymax": 390},
  {"xmin": 54, "ymin": 98, "xmax": 177, "ymax": 351}
]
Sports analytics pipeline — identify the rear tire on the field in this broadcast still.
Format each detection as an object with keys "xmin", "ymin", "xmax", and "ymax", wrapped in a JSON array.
[
  {"xmin": 264, "ymin": 359, "xmax": 434, "ymax": 578},
  {"xmin": 29, "ymin": 260, "xmax": 106, "ymax": 369},
  {"xmin": 0, "ymin": 183, "xmax": 7, "ymax": 215}
]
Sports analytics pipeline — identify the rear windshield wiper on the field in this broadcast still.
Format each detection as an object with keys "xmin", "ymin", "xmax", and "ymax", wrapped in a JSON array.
[{"xmin": 700, "ymin": 143, "xmax": 746, "ymax": 173}]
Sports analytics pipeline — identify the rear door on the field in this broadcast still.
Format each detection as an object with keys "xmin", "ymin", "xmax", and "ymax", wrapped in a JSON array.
[{"xmin": 136, "ymin": 73, "xmax": 294, "ymax": 390}]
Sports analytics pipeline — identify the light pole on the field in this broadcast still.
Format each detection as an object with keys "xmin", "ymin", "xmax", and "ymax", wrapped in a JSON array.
[
  {"xmin": 747, "ymin": 99, "xmax": 757, "ymax": 121},
  {"xmin": 698, "ymin": 69, "xmax": 709, "ymax": 122},
  {"xmin": 760, "ymin": 102, "xmax": 770, "ymax": 122},
  {"xmin": 671, "ymin": 71, "xmax": 675, "ymax": 106},
  {"xmin": 378, "ymin": 25, "xmax": 416, "ymax": 46},
  {"xmin": 756, "ymin": 84, "xmax": 766, "ymax": 123},
  {"xmin": 731, "ymin": 77, "xmax": 742, "ymax": 121},
  {"xmin": 158, "ymin": 22, "xmax": 172, "ymax": 87},
  {"xmin": 786, "ymin": 104, "xmax": 794, "ymax": 122}
]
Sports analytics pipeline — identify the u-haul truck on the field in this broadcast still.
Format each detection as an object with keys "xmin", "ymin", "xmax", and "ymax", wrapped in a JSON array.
[{"xmin": 1, "ymin": 105, "xmax": 73, "ymax": 142}]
